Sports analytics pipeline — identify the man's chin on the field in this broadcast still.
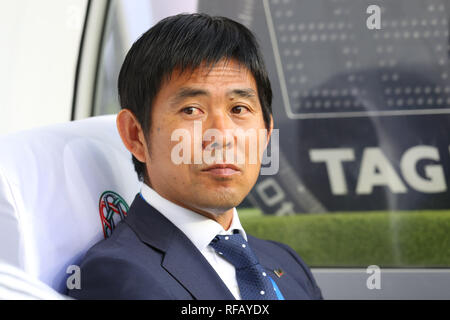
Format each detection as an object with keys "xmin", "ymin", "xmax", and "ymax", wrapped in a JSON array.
[{"xmin": 193, "ymin": 193, "xmax": 244, "ymax": 215}]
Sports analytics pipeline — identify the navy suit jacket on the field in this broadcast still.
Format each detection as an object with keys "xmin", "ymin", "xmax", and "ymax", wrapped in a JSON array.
[{"xmin": 68, "ymin": 194, "xmax": 323, "ymax": 300}]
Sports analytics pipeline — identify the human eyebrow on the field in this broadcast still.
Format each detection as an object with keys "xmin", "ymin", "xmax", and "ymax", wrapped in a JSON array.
[
  {"xmin": 226, "ymin": 88, "xmax": 257, "ymax": 100},
  {"xmin": 169, "ymin": 87, "xmax": 210, "ymax": 106}
]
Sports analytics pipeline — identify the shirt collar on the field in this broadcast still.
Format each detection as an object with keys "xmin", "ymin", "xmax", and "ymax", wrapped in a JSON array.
[{"xmin": 140, "ymin": 184, "xmax": 247, "ymax": 252}]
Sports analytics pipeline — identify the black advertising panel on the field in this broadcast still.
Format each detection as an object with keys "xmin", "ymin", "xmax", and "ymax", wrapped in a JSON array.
[{"xmin": 199, "ymin": 0, "xmax": 450, "ymax": 214}]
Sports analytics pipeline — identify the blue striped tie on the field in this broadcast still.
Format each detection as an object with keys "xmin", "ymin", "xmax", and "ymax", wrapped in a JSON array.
[{"xmin": 209, "ymin": 232, "xmax": 281, "ymax": 300}]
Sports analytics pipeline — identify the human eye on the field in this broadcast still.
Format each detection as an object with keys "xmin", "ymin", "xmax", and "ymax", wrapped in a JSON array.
[
  {"xmin": 181, "ymin": 106, "xmax": 202, "ymax": 116},
  {"xmin": 231, "ymin": 105, "xmax": 251, "ymax": 115}
]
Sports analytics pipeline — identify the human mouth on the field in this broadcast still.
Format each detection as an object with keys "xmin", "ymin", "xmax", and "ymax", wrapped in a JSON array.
[{"xmin": 201, "ymin": 164, "xmax": 241, "ymax": 177}]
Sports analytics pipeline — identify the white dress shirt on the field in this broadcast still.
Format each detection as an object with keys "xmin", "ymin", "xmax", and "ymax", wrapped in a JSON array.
[{"xmin": 140, "ymin": 183, "xmax": 247, "ymax": 300}]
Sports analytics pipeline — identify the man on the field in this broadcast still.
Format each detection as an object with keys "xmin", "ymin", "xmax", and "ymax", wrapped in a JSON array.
[{"xmin": 68, "ymin": 13, "xmax": 322, "ymax": 300}]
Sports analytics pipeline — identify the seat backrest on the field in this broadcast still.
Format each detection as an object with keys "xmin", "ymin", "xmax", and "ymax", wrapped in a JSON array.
[
  {"xmin": 0, "ymin": 262, "xmax": 67, "ymax": 299},
  {"xmin": 0, "ymin": 115, "xmax": 141, "ymax": 293}
]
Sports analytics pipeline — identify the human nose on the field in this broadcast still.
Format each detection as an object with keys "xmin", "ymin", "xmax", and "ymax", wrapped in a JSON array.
[{"xmin": 202, "ymin": 111, "xmax": 235, "ymax": 151}]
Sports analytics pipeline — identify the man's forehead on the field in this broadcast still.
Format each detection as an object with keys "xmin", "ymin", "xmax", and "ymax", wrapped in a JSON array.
[{"xmin": 170, "ymin": 59, "xmax": 255, "ymax": 84}]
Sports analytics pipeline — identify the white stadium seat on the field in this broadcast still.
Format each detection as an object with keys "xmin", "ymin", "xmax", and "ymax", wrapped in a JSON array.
[
  {"xmin": 0, "ymin": 115, "xmax": 141, "ymax": 293},
  {"xmin": 0, "ymin": 262, "xmax": 66, "ymax": 299}
]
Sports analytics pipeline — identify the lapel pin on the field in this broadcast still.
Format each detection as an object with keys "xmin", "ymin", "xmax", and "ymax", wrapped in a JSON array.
[{"xmin": 274, "ymin": 268, "xmax": 284, "ymax": 278}]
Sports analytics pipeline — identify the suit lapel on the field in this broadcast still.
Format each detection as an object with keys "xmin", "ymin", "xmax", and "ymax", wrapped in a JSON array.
[
  {"xmin": 125, "ymin": 194, "xmax": 235, "ymax": 300},
  {"xmin": 162, "ymin": 230, "xmax": 235, "ymax": 300}
]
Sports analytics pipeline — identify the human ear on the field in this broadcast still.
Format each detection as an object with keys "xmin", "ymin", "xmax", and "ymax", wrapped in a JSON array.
[
  {"xmin": 265, "ymin": 115, "xmax": 274, "ymax": 149},
  {"xmin": 116, "ymin": 109, "xmax": 148, "ymax": 163}
]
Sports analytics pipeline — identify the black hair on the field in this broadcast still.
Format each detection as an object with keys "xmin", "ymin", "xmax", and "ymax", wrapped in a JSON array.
[{"xmin": 118, "ymin": 13, "xmax": 273, "ymax": 182}]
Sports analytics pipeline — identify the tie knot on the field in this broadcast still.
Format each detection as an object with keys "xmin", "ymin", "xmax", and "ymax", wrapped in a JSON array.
[{"xmin": 209, "ymin": 232, "xmax": 259, "ymax": 269}]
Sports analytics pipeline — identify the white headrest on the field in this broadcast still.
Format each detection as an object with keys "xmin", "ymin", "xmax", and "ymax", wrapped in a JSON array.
[{"xmin": 0, "ymin": 115, "xmax": 141, "ymax": 292}]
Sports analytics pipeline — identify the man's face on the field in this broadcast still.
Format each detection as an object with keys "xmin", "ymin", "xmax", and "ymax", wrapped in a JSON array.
[{"xmin": 144, "ymin": 59, "xmax": 271, "ymax": 216}]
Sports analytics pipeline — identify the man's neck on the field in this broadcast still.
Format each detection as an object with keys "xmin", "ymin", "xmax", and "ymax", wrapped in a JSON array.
[
  {"xmin": 192, "ymin": 208, "xmax": 235, "ymax": 230},
  {"xmin": 146, "ymin": 184, "xmax": 235, "ymax": 230},
  {"xmin": 169, "ymin": 201, "xmax": 235, "ymax": 230}
]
